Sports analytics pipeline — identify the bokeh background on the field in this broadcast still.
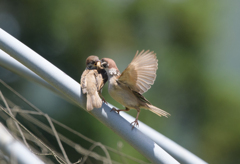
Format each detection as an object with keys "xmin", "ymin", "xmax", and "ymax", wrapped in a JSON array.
[{"xmin": 1, "ymin": 0, "xmax": 240, "ymax": 163}]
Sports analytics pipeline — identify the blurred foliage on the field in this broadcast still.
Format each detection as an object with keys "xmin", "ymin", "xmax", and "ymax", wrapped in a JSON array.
[{"xmin": 1, "ymin": 0, "xmax": 240, "ymax": 163}]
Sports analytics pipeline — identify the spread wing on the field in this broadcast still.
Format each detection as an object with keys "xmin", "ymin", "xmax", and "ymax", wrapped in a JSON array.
[{"xmin": 118, "ymin": 50, "xmax": 158, "ymax": 94}]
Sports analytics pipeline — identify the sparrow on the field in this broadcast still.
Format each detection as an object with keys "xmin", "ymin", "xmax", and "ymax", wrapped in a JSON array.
[
  {"xmin": 100, "ymin": 50, "xmax": 170, "ymax": 128},
  {"xmin": 80, "ymin": 56, "xmax": 108, "ymax": 111}
]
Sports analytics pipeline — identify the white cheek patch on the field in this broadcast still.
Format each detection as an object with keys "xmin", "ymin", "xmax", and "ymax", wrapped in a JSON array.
[{"xmin": 109, "ymin": 68, "xmax": 117, "ymax": 76}]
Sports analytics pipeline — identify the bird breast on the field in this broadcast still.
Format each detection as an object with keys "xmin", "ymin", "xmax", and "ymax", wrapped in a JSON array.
[{"xmin": 108, "ymin": 76, "xmax": 139, "ymax": 108}]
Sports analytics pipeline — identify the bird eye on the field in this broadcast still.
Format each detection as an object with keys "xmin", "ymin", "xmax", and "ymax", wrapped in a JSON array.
[{"xmin": 100, "ymin": 59, "xmax": 108, "ymax": 68}]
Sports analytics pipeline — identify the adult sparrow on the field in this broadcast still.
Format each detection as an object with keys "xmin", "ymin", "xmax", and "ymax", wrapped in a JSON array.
[
  {"xmin": 100, "ymin": 50, "xmax": 170, "ymax": 128},
  {"xmin": 80, "ymin": 56, "xmax": 108, "ymax": 111}
]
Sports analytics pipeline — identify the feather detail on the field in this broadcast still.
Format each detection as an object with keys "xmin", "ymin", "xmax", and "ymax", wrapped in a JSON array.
[
  {"xmin": 147, "ymin": 105, "xmax": 170, "ymax": 117},
  {"xmin": 86, "ymin": 91, "xmax": 102, "ymax": 111},
  {"xmin": 118, "ymin": 50, "xmax": 158, "ymax": 94},
  {"xmin": 80, "ymin": 69, "xmax": 105, "ymax": 111}
]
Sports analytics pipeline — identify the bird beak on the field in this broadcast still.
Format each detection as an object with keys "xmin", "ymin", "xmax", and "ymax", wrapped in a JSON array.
[{"xmin": 96, "ymin": 61, "xmax": 102, "ymax": 69}]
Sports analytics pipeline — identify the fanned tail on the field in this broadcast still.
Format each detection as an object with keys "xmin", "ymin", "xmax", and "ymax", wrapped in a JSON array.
[
  {"xmin": 147, "ymin": 105, "xmax": 170, "ymax": 117},
  {"xmin": 86, "ymin": 92, "xmax": 102, "ymax": 111}
]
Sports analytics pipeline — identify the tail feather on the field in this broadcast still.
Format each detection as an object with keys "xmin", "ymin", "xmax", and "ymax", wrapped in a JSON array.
[
  {"xmin": 86, "ymin": 92, "xmax": 102, "ymax": 111},
  {"xmin": 147, "ymin": 105, "xmax": 170, "ymax": 117}
]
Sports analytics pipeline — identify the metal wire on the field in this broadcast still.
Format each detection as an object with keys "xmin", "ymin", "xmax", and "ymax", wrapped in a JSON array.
[{"xmin": 0, "ymin": 28, "xmax": 207, "ymax": 164}]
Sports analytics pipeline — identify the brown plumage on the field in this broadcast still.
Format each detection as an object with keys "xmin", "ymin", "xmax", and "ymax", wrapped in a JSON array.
[
  {"xmin": 101, "ymin": 50, "xmax": 170, "ymax": 128},
  {"xmin": 119, "ymin": 50, "xmax": 158, "ymax": 94},
  {"xmin": 80, "ymin": 56, "xmax": 108, "ymax": 111}
]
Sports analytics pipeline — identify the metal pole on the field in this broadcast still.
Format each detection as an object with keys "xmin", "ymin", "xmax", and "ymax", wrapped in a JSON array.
[
  {"xmin": 0, "ymin": 123, "xmax": 44, "ymax": 164},
  {"xmin": 0, "ymin": 50, "xmax": 70, "ymax": 101},
  {"xmin": 0, "ymin": 28, "xmax": 180, "ymax": 164},
  {"xmin": 0, "ymin": 48, "xmax": 207, "ymax": 164},
  {"xmin": 121, "ymin": 112, "xmax": 207, "ymax": 164}
]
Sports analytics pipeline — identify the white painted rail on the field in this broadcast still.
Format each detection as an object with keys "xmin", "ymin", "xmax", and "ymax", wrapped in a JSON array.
[
  {"xmin": 0, "ymin": 28, "xmax": 207, "ymax": 164},
  {"xmin": 0, "ymin": 123, "xmax": 44, "ymax": 164}
]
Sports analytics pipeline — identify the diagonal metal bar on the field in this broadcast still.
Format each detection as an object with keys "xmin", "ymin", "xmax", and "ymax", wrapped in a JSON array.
[
  {"xmin": 0, "ymin": 50, "xmax": 61, "ymax": 96},
  {"xmin": 0, "ymin": 28, "xmax": 179, "ymax": 164},
  {"xmin": 0, "ymin": 28, "xmax": 207, "ymax": 164},
  {"xmin": 0, "ymin": 48, "xmax": 207, "ymax": 164},
  {"xmin": 0, "ymin": 123, "xmax": 44, "ymax": 164}
]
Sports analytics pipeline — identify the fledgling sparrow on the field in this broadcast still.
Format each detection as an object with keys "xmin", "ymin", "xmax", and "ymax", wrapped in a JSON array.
[
  {"xmin": 100, "ymin": 50, "xmax": 170, "ymax": 128},
  {"xmin": 80, "ymin": 56, "xmax": 108, "ymax": 111}
]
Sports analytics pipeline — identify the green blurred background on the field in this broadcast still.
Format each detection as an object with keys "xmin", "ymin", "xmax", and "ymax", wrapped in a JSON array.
[{"xmin": 1, "ymin": 0, "xmax": 240, "ymax": 163}]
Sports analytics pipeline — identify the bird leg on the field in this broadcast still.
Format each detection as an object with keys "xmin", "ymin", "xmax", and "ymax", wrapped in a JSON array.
[
  {"xmin": 131, "ymin": 110, "xmax": 140, "ymax": 129},
  {"xmin": 98, "ymin": 92, "xmax": 107, "ymax": 104},
  {"xmin": 111, "ymin": 107, "xmax": 130, "ymax": 114}
]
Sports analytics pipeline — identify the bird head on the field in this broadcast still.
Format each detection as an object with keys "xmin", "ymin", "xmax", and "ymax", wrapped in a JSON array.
[
  {"xmin": 100, "ymin": 58, "xmax": 120, "ymax": 76},
  {"xmin": 100, "ymin": 58, "xmax": 118, "ymax": 69},
  {"xmin": 85, "ymin": 56, "xmax": 101, "ymax": 69}
]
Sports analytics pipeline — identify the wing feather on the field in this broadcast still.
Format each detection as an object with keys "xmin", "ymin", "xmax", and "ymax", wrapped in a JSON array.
[
  {"xmin": 80, "ymin": 69, "xmax": 90, "ymax": 94},
  {"xmin": 118, "ymin": 50, "xmax": 158, "ymax": 94}
]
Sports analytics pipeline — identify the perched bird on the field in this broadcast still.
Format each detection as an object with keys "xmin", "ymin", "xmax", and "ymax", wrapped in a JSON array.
[
  {"xmin": 80, "ymin": 56, "xmax": 108, "ymax": 111},
  {"xmin": 100, "ymin": 50, "xmax": 170, "ymax": 128}
]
